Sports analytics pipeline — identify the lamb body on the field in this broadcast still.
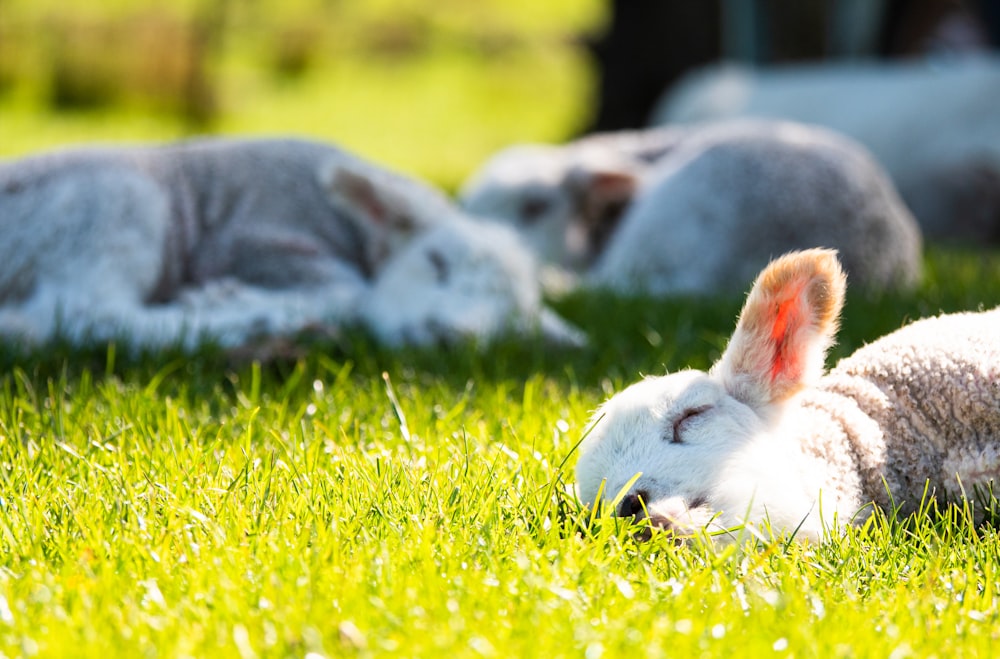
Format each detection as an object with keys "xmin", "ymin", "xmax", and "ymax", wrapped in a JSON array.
[
  {"xmin": 575, "ymin": 249, "xmax": 1000, "ymax": 542},
  {"xmin": 0, "ymin": 137, "xmax": 582, "ymax": 349},
  {"xmin": 803, "ymin": 307, "xmax": 1000, "ymax": 517},
  {"xmin": 461, "ymin": 121, "xmax": 922, "ymax": 295},
  {"xmin": 653, "ymin": 57, "xmax": 1000, "ymax": 242},
  {"xmin": 589, "ymin": 120, "xmax": 922, "ymax": 295}
]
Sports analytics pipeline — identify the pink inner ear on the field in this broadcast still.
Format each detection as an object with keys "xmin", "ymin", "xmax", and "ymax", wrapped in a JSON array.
[
  {"xmin": 768, "ymin": 283, "xmax": 807, "ymax": 384},
  {"xmin": 717, "ymin": 249, "xmax": 844, "ymax": 409},
  {"xmin": 589, "ymin": 171, "xmax": 637, "ymax": 201},
  {"xmin": 337, "ymin": 171, "xmax": 387, "ymax": 224}
]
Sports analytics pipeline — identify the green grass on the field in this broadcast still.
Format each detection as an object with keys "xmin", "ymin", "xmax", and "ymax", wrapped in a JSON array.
[
  {"xmin": 0, "ymin": 45, "xmax": 593, "ymax": 191},
  {"xmin": 0, "ymin": 247, "xmax": 998, "ymax": 657}
]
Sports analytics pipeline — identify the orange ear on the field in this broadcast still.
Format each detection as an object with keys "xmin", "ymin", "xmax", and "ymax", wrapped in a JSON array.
[
  {"xmin": 568, "ymin": 167, "xmax": 639, "ymax": 219},
  {"xmin": 711, "ymin": 249, "xmax": 846, "ymax": 412}
]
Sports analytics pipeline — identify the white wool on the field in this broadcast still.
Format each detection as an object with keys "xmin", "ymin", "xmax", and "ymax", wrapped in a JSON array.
[
  {"xmin": 653, "ymin": 57, "xmax": 1000, "ymax": 242},
  {"xmin": 0, "ymin": 138, "xmax": 582, "ymax": 350},
  {"xmin": 460, "ymin": 120, "xmax": 922, "ymax": 295},
  {"xmin": 575, "ymin": 250, "xmax": 999, "ymax": 542},
  {"xmin": 814, "ymin": 308, "xmax": 1000, "ymax": 514}
]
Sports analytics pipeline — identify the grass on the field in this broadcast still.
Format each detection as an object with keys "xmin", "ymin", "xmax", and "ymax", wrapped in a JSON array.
[
  {"xmin": 0, "ymin": 247, "xmax": 998, "ymax": 657},
  {"xmin": 0, "ymin": 45, "xmax": 594, "ymax": 191}
]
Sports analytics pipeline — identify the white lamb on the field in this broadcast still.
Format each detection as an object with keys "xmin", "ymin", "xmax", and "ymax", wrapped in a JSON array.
[
  {"xmin": 460, "ymin": 128, "xmax": 680, "ymax": 273},
  {"xmin": 461, "ymin": 120, "xmax": 922, "ymax": 295},
  {"xmin": 0, "ymin": 137, "xmax": 584, "ymax": 351},
  {"xmin": 652, "ymin": 56, "xmax": 1000, "ymax": 243},
  {"xmin": 575, "ymin": 248, "xmax": 1000, "ymax": 542}
]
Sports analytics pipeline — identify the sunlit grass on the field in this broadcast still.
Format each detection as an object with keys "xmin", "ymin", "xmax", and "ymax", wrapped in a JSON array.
[
  {"xmin": 0, "ymin": 248, "xmax": 997, "ymax": 657},
  {"xmin": 0, "ymin": 45, "xmax": 593, "ymax": 191}
]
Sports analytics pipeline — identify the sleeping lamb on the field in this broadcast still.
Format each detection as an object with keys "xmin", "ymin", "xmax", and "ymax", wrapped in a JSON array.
[
  {"xmin": 0, "ymin": 137, "xmax": 584, "ymax": 351},
  {"xmin": 460, "ymin": 127, "xmax": 682, "ymax": 273},
  {"xmin": 461, "ymin": 120, "xmax": 922, "ymax": 296},
  {"xmin": 652, "ymin": 57, "xmax": 1000, "ymax": 243},
  {"xmin": 575, "ymin": 248, "xmax": 1000, "ymax": 542}
]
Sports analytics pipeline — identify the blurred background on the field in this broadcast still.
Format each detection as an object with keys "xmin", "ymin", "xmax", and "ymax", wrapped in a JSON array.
[
  {"xmin": 0, "ymin": 0, "xmax": 997, "ymax": 191},
  {"xmin": 0, "ymin": 0, "xmax": 603, "ymax": 189}
]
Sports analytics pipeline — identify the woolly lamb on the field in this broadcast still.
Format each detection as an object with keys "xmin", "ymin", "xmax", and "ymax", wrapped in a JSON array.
[
  {"xmin": 462, "ymin": 120, "xmax": 922, "ymax": 295},
  {"xmin": 460, "ymin": 128, "xmax": 681, "ymax": 272},
  {"xmin": 652, "ymin": 57, "xmax": 1000, "ymax": 243},
  {"xmin": 575, "ymin": 249, "xmax": 1000, "ymax": 542},
  {"xmin": 0, "ymin": 138, "xmax": 584, "ymax": 350}
]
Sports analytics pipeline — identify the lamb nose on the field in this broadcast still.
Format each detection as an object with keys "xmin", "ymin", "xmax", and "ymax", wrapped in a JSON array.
[{"xmin": 618, "ymin": 492, "xmax": 647, "ymax": 518}]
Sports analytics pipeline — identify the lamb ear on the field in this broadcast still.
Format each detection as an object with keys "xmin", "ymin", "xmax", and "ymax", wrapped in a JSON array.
[
  {"xmin": 319, "ymin": 159, "xmax": 422, "ymax": 268},
  {"xmin": 319, "ymin": 160, "xmax": 419, "ymax": 232},
  {"xmin": 710, "ymin": 249, "xmax": 846, "ymax": 412},
  {"xmin": 567, "ymin": 165, "xmax": 640, "ymax": 231}
]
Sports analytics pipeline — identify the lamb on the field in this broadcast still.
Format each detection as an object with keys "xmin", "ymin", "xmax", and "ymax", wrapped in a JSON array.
[
  {"xmin": 460, "ymin": 120, "xmax": 923, "ymax": 296},
  {"xmin": 574, "ymin": 248, "xmax": 1000, "ymax": 542},
  {"xmin": 652, "ymin": 57, "xmax": 1000, "ymax": 243},
  {"xmin": 459, "ymin": 128, "xmax": 681, "ymax": 273},
  {"xmin": 0, "ymin": 137, "xmax": 584, "ymax": 351}
]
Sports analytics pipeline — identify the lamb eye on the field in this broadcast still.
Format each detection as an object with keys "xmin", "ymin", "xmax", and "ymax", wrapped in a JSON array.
[
  {"xmin": 427, "ymin": 249, "xmax": 449, "ymax": 284},
  {"xmin": 519, "ymin": 197, "xmax": 551, "ymax": 225},
  {"xmin": 669, "ymin": 405, "xmax": 711, "ymax": 444},
  {"xmin": 394, "ymin": 212, "xmax": 417, "ymax": 233}
]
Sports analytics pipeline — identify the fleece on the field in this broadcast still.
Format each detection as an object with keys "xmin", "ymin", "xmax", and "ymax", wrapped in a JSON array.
[{"xmin": 792, "ymin": 307, "xmax": 1000, "ymax": 519}]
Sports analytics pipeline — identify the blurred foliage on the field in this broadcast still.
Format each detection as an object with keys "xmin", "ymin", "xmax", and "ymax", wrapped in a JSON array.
[{"xmin": 0, "ymin": 0, "xmax": 606, "ymax": 188}]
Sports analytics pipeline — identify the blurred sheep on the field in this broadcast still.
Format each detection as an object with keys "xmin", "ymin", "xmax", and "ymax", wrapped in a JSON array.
[
  {"xmin": 0, "ymin": 138, "xmax": 584, "ymax": 351},
  {"xmin": 461, "ymin": 120, "xmax": 922, "ymax": 296},
  {"xmin": 652, "ymin": 56, "xmax": 1000, "ymax": 243}
]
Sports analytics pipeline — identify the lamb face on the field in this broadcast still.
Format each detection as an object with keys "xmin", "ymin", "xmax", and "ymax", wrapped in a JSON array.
[
  {"xmin": 577, "ymin": 370, "xmax": 780, "ymax": 537},
  {"xmin": 459, "ymin": 145, "xmax": 578, "ymax": 266},
  {"xmin": 460, "ymin": 144, "xmax": 640, "ymax": 272},
  {"xmin": 576, "ymin": 248, "xmax": 849, "ymax": 541},
  {"xmin": 577, "ymin": 371, "xmax": 851, "ymax": 540},
  {"xmin": 361, "ymin": 221, "xmax": 586, "ymax": 348},
  {"xmin": 319, "ymin": 155, "xmax": 586, "ymax": 348},
  {"xmin": 320, "ymin": 155, "xmax": 468, "ymax": 268}
]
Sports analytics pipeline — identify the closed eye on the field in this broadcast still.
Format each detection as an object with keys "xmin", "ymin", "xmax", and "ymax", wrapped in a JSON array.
[
  {"xmin": 394, "ymin": 212, "xmax": 417, "ymax": 232},
  {"xmin": 519, "ymin": 196, "xmax": 552, "ymax": 225},
  {"xmin": 427, "ymin": 248, "xmax": 449, "ymax": 284},
  {"xmin": 669, "ymin": 405, "xmax": 711, "ymax": 444}
]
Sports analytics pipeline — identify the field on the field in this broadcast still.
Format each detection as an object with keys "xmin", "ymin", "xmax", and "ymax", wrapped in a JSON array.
[
  {"xmin": 0, "ymin": 0, "xmax": 604, "ymax": 190},
  {"xmin": 3, "ymin": 2, "xmax": 1000, "ymax": 657}
]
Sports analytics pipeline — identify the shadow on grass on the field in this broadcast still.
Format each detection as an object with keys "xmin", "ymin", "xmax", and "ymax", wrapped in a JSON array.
[
  {"xmin": 0, "ymin": 291, "xmax": 743, "ymax": 398},
  {"xmin": 0, "ymin": 246, "xmax": 997, "ymax": 400}
]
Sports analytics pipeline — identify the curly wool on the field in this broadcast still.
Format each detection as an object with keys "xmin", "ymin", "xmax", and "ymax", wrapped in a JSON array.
[{"xmin": 790, "ymin": 307, "xmax": 1000, "ymax": 519}]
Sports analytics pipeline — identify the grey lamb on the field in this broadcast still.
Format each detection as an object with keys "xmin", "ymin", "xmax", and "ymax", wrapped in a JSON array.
[
  {"xmin": 0, "ymin": 137, "xmax": 583, "ymax": 350},
  {"xmin": 461, "ymin": 120, "xmax": 923, "ymax": 296}
]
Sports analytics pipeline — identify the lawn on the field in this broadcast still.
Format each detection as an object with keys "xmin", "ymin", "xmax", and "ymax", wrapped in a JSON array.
[
  {"xmin": 3, "ymin": 2, "xmax": 1000, "ymax": 657},
  {"xmin": 0, "ymin": 250, "xmax": 998, "ymax": 658}
]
